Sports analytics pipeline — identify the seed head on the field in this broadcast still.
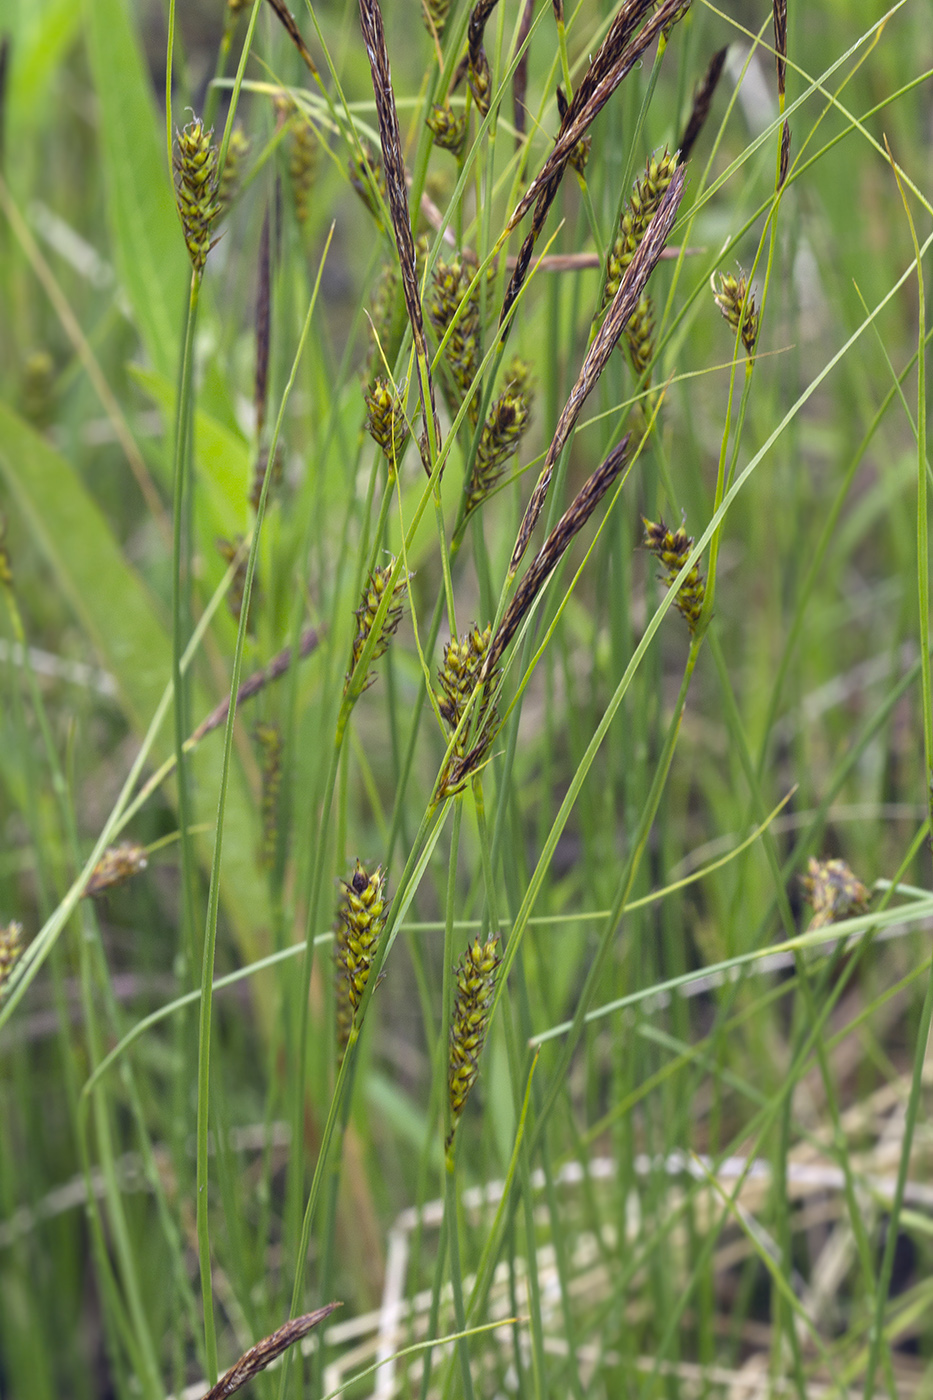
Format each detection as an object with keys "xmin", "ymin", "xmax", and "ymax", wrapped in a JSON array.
[
  {"xmin": 288, "ymin": 113, "xmax": 319, "ymax": 225},
  {"xmin": 713, "ymin": 272, "xmax": 759, "ymax": 359},
  {"xmin": 216, "ymin": 536, "xmax": 257, "ymax": 631},
  {"xmin": 249, "ymin": 443, "xmax": 284, "ymax": 514},
  {"xmin": 364, "ymin": 377, "xmax": 410, "ymax": 469},
  {"xmin": 556, "ymin": 86, "xmax": 591, "ymax": 177},
  {"xmin": 346, "ymin": 559, "xmax": 410, "ymax": 698},
  {"xmin": 604, "ymin": 149, "xmax": 679, "ymax": 309},
  {"xmin": 467, "ymin": 358, "xmax": 533, "ymax": 515},
  {"xmin": 624, "ymin": 294, "xmax": 655, "ymax": 379},
  {"xmin": 427, "ymin": 257, "xmax": 481, "ymax": 423},
  {"xmin": 83, "ymin": 843, "xmax": 149, "ymax": 898},
  {"xmin": 174, "ymin": 117, "xmax": 221, "ymax": 275},
  {"xmin": 217, "ymin": 124, "xmax": 250, "ymax": 218},
  {"xmin": 421, "ymin": 0, "xmax": 451, "ymax": 37},
  {"xmin": 427, "ymin": 101, "xmax": 468, "ymax": 159},
  {"xmin": 801, "ymin": 858, "xmax": 870, "ymax": 931},
  {"xmin": 334, "ymin": 861, "xmax": 389, "ymax": 1053},
  {"xmin": 643, "ymin": 517, "xmax": 706, "ymax": 634},
  {"xmin": 0, "ymin": 922, "xmax": 23, "ymax": 995},
  {"xmin": 448, "ymin": 936, "xmax": 500, "ymax": 1148},
  {"xmin": 254, "ymin": 722, "xmax": 283, "ymax": 870}
]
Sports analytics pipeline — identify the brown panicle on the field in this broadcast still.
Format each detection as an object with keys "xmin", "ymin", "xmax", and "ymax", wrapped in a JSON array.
[
  {"xmin": 499, "ymin": 0, "xmax": 690, "ymax": 331},
  {"xmin": 486, "ymin": 436, "xmax": 631, "ymax": 679},
  {"xmin": 198, "ymin": 1305, "xmax": 341, "ymax": 1400},
  {"xmin": 509, "ymin": 165, "xmax": 685, "ymax": 574},
  {"xmin": 358, "ymin": 0, "xmax": 441, "ymax": 470},
  {"xmin": 512, "ymin": 0, "xmax": 535, "ymax": 142},
  {"xmin": 262, "ymin": 0, "xmax": 319, "ymax": 78},
  {"xmin": 678, "ymin": 46, "xmax": 728, "ymax": 161}
]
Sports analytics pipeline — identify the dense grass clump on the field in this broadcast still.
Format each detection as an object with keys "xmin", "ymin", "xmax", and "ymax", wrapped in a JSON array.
[{"xmin": 1, "ymin": 1, "xmax": 932, "ymax": 1397}]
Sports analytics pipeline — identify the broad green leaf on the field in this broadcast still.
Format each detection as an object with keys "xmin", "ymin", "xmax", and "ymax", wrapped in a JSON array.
[
  {"xmin": 0, "ymin": 400, "xmax": 266, "ymax": 962},
  {"xmin": 83, "ymin": 0, "xmax": 188, "ymax": 382}
]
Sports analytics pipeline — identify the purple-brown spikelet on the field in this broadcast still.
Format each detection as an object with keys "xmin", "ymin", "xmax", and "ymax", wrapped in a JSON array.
[
  {"xmin": 447, "ymin": 935, "xmax": 500, "ymax": 1148},
  {"xmin": 83, "ymin": 843, "xmax": 148, "ymax": 898},
  {"xmin": 510, "ymin": 167, "xmax": 685, "ymax": 574},
  {"xmin": 0, "ymin": 922, "xmax": 23, "ymax": 995},
  {"xmin": 334, "ymin": 861, "xmax": 389, "ymax": 1053},
  {"xmin": 174, "ymin": 117, "xmax": 221, "ymax": 276},
  {"xmin": 198, "ymin": 1306, "xmax": 341, "ymax": 1400},
  {"xmin": 713, "ymin": 271, "xmax": 760, "ymax": 359},
  {"xmin": 489, "ymin": 437, "xmax": 631, "ymax": 675},
  {"xmin": 678, "ymin": 46, "xmax": 728, "ymax": 161},
  {"xmin": 556, "ymin": 86, "xmax": 591, "ymax": 177},
  {"xmin": 643, "ymin": 517, "xmax": 706, "ymax": 633},
  {"xmin": 349, "ymin": 144, "xmax": 387, "ymax": 229},
  {"xmin": 249, "ymin": 443, "xmax": 284, "ymax": 515},
  {"xmin": 801, "ymin": 858, "xmax": 870, "ymax": 931},
  {"xmin": 345, "ymin": 559, "xmax": 410, "ymax": 698}
]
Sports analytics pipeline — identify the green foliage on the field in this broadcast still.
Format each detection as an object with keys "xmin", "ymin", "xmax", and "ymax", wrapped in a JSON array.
[{"xmin": 1, "ymin": 0, "xmax": 932, "ymax": 1397}]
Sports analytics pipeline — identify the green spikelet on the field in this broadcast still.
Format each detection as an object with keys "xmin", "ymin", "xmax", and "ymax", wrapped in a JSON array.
[
  {"xmin": 289, "ymin": 114, "xmax": 318, "ymax": 225},
  {"xmin": 624, "ymin": 295, "xmax": 655, "ymax": 379},
  {"xmin": 466, "ymin": 358, "xmax": 533, "ymax": 515},
  {"xmin": 435, "ymin": 624, "xmax": 500, "ymax": 798},
  {"xmin": 421, "ymin": 0, "xmax": 451, "ymax": 37},
  {"xmin": 217, "ymin": 123, "xmax": 250, "ymax": 218},
  {"xmin": 643, "ymin": 518, "xmax": 707, "ymax": 634},
  {"xmin": 174, "ymin": 117, "xmax": 221, "ymax": 276},
  {"xmin": 254, "ymin": 722, "xmax": 283, "ymax": 870},
  {"xmin": 426, "ymin": 256, "xmax": 481, "ymax": 422},
  {"xmin": 0, "ymin": 922, "xmax": 23, "ymax": 996},
  {"xmin": 364, "ymin": 377, "xmax": 410, "ymax": 469},
  {"xmin": 603, "ymin": 149, "xmax": 678, "ymax": 309},
  {"xmin": 345, "ymin": 559, "xmax": 410, "ymax": 698},
  {"xmin": 713, "ymin": 271, "xmax": 760, "ymax": 359},
  {"xmin": 334, "ymin": 861, "xmax": 389, "ymax": 1055},
  {"xmin": 447, "ymin": 936, "xmax": 500, "ymax": 1148},
  {"xmin": 426, "ymin": 101, "xmax": 467, "ymax": 158}
]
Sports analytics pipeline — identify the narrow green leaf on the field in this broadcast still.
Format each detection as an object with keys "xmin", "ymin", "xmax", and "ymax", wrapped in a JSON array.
[{"xmin": 83, "ymin": 0, "xmax": 187, "ymax": 381}]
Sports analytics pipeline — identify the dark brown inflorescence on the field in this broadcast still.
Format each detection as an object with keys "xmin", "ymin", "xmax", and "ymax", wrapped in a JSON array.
[
  {"xmin": 254, "ymin": 721, "xmax": 283, "ymax": 871},
  {"xmin": 643, "ymin": 517, "xmax": 707, "ymax": 633}
]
